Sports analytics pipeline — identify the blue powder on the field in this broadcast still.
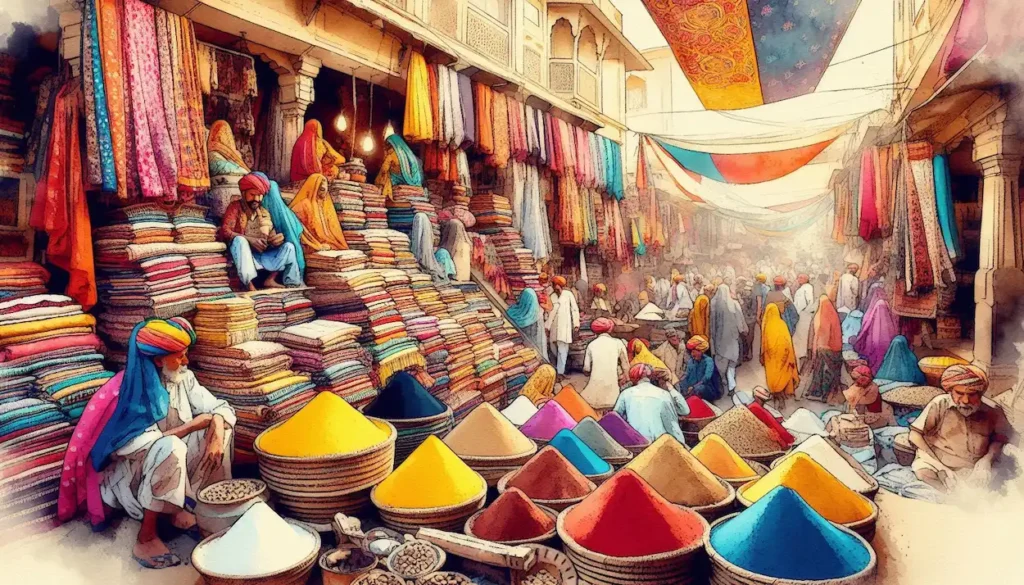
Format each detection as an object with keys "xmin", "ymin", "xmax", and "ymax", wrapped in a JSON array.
[
  {"xmin": 710, "ymin": 487, "xmax": 872, "ymax": 580},
  {"xmin": 363, "ymin": 372, "xmax": 447, "ymax": 419},
  {"xmin": 549, "ymin": 429, "xmax": 612, "ymax": 476}
]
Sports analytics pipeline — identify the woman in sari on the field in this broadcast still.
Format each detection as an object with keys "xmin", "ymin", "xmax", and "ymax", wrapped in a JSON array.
[
  {"xmin": 761, "ymin": 304, "xmax": 799, "ymax": 408},
  {"xmin": 804, "ymin": 295, "xmax": 844, "ymax": 403},
  {"xmin": 288, "ymin": 173, "xmax": 348, "ymax": 253},
  {"xmin": 874, "ymin": 335, "xmax": 927, "ymax": 384},
  {"xmin": 521, "ymin": 364, "xmax": 556, "ymax": 405},
  {"xmin": 853, "ymin": 298, "xmax": 898, "ymax": 374},
  {"xmin": 290, "ymin": 120, "xmax": 345, "ymax": 182},
  {"xmin": 689, "ymin": 292, "xmax": 711, "ymax": 339},
  {"xmin": 508, "ymin": 288, "xmax": 546, "ymax": 355},
  {"xmin": 627, "ymin": 339, "xmax": 673, "ymax": 382},
  {"xmin": 440, "ymin": 218, "xmax": 472, "ymax": 281},
  {"xmin": 376, "ymin": 134, "xmax": 423, "ymax": 199},
  {"xmin": 207, "ymin": 120, "xmax": 250, "ymax": 176},
  {"xmin": 410, "ymin": 212, "xmax": 446, "ymax": 281}
]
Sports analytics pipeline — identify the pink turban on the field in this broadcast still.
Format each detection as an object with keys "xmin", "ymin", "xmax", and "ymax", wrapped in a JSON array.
[
  {"xmin": 238, "ymin": 172, "xmax": 271, "ymax": 195},
  {"xmin": 940, "ymin": 364, "xmax": 988, "ymax": 394},
  {"xmin": 591, "ymin": 318, "xmax": 614, "ymax": 334},
  {"xmin": 629, "ymin": 363, "xmax": 654, "ymax": 383}
]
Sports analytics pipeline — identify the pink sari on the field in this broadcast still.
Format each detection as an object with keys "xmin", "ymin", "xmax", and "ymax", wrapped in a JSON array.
[
  {"xmin": 57, "ymin": 372, "xmax": 123, "ymax": 527},
  {"xmin": 853, "ymin": 299, "xmax": 898, "ymax": 373}
]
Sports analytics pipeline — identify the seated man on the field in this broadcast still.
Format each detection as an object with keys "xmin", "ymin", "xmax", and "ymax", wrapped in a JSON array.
[
  {"xmin": 58, "ymin": 318, "xmax": 236, "ymax": 569},
  {"xmin": 652, "ymin": 328, "xmax": 685, "ymax": 385},
  {"xmin": 614, "ymin": 363, "xmax": 689, "ymax": 444},
  {"xmin": 678, "ymin": 335, "xmax": 722, "ymax": 402},
  {"xmin": 910, "ymin": 364, "xmax": 1015, "ymax": 492},
  {"xmin": 219, "ymin": 172, "xmax": 302, "ymax": 290}
]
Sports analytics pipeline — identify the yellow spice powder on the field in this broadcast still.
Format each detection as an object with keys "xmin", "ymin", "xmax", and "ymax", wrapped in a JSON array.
[
  {"xmin": 691, "ymin": 434, "xmax": 757, "ymax": 479},
  {"xmin": 374, "ymin": 436, "xmax": 485, "ymax": 509},
  {"xmin": 259, "ymin": 392, "xmax": 388, "ymax": 457},
  {"xmin": 740, "ymin": 453, "xmax": 874, "ymax": 524}
]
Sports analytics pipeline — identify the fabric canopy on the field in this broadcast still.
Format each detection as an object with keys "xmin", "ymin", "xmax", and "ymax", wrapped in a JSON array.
[{"xmin": 651, "ymin": 134, "xmax": 836, "ymax": 184}]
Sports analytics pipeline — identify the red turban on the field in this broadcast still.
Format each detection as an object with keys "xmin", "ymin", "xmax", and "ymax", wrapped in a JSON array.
[
  {"xmin": 852, "ymin": 365, "xmax": 873, "ymax": 384},
  {"xmin": 686, "ymin": 335, "xmax": 709, "ymax": 353},
  {"xmin": 629, "ymin": 363, "xmax": 654, "ymax": 383},
  {"xmin": 239, "ymin": 172, "xmax": 271, "ymax": 195},
  {"xmin": 591, "ymin": 318, "xmax": 614, "ymax": 334}
]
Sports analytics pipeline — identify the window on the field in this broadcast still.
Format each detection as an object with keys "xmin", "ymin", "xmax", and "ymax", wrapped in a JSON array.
[
  {"xmin": 626, "ymin": 75, "xmax": 646, "ymax": 112},
  {"xmin": 524, "ymin": 2, "xmax": 541, "ymax": 26},
  {"xmin": 550, "ymin": 19, "xmax": 574, "ymax": 60},
  {"xmin": 469, "ymin": 0, "xmax": 510, "ymax": 26},
  {"xmin": 578, "ymin": 27, "xmax": 599, "ymax": 72}
]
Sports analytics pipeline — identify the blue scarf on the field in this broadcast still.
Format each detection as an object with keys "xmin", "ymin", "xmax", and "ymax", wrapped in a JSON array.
[
  {"xmin": 388, "ymin": 134, "xmax": 423, "ymax": 187},
  {"xmin": 507, "ymin": 288, "xmax": 543, "ymax": 328},
  {"xmin": 933, "ymin": 154, "xmax": 961, "ymax": 260},
  {"xmin": 259, "ymin": 172, "xmax": 307, "ymax": 273},
  {"xmin": 435, "ymin": 249, "xmax": 456, "ymax": 278}
]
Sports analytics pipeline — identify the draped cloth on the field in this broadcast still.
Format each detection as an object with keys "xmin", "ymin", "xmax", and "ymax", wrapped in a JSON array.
[
  {"xmin": 288, "ymin": 174, "xmax": 348, "ymax": 252},
  {"xmin": 474, "ymin": 83, "xmax": 494, "ymax": 155},
  {"xmin": 290, "ymin": 120, "xmax": 344, "ymax": 183},
  {"xmin": 259, "ymin": 172, "xmax": 306, "ymax": 273},
  {"xmin": 628, "ymin": 339, "xmax": 670, "ymax": 374},
  {"xmin": 858, "ymin": 148, "xmax": 880, "ymax": 240},
  {"xmin": 902, "ymin": 142, "xmax": 935, "ymax": 290},
  {"xmin": 83, "ymin": 0, "xmax": 116, "ymax": 191},
  {"xmin": 207, "ymin": 119, "xmax": 250, "ymax": 175},
  {"xmin": 761, "ymin": 304, "xmax": 799, "ymax": 396},
  {"xmin": 508, "ymin": 288, "xmax": 543, "ymax": 329},
  {"xmin": 376, "ymin": 134, "xmax": 424, "ymax": 200},
  {"xmin": 875, "ymin": 335, "xmax": 926, "ymax": 384},
  {"xmin": 30, "ymin": 82, "xmax": 98, "ymax": 310},
  {"xmin": 690, "ymin": 295, "xmax": 710, "ymax": 338},
  {"xmin": 933, "ymin": 154, "xmax": 962, "ymax": 261},
  {"xmin": 97, "ymin": 0, "xmax": 128, "ymax": 199},
  {"xmin": 853, "ymin": 299, "xmax": 898, "ymax": 373},
  {"xmin": 440, "ymin": 219, "xmax": 472, "ymax": 282},
  {"xmin": 458, "ymin": 72, "xmax": 475, "ymax": 148},
  {"xmin": 168, "ymin": 14, "xmax": 211, "ymax": 193},
  {"xmin": 803, "ymin": 295, "xmax": 843, "ymax": 402},
  {"xmin": 411, "ymin": 212, "xmax": 447, "ymax": 281},
  {"xmin": 435, "ymin": 249, "xmax": 456, "ymax": 278},
  {"xmin": 404, "ymin": 51, "xmax": 434, "ymax": 142},
  {"xmin": 488, "ymin": 92, "xmax": 511, "ymax": 168},
  {"xmin": 709, "ymin": 284, "xmax": 745, "ymax": 362}
]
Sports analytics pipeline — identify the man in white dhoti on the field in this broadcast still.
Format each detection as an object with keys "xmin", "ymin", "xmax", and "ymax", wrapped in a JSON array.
[
  {"xmin": 546, "ymin": 275, "xmax": 580, "ymax": 376},
  {"xmin": 581, "ymin": 318, "xmax": 630, "ymax": 410},
  {"xmin": 836, "ymin": 263, "xmax": 860, "ymax": 313},
  {"xmin": 792, "ymin": 274, "xmax": 816, "ymax": 371}
]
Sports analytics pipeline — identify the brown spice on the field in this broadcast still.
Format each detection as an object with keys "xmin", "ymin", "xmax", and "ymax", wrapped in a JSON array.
[
  {"xmin": 506, "ymin": 447, "xmax": 594, "ymax": 500},
  {"xmin": 471, "ymin": 488, "xmax": 554, "ymax": 542}
]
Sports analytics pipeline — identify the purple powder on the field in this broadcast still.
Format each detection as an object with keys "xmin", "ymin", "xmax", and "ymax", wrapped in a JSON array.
[
  {"xmin": 598, "ymin": 413, "xmax": 649, "ymax": 447},
  {"xmin": 520, "ymin": 401, "xmax": 576, "ymax": 441}
]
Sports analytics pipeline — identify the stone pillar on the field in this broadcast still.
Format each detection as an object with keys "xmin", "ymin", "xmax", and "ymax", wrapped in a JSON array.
[
  {"xmin": 52, "ymin": 1, "xmax": 83, "ymax": 77},
  {"xmin": 971, "ymin": 105, "xmax": 1024, "ymax": 377},
  {"xmin": 278, "ymin": 55, "xmax": 322, "ymax": 180}
]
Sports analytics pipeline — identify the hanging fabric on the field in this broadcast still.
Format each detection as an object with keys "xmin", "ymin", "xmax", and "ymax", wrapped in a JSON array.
[
  {"xmin": 403, "ymin": 51, "xmax": 434, "ymax": 142},
  {"xmin": 428, "ymin": 65, "xmax": 442, "ymax": 141},
  {"xmin": 474, "ymin": 83, "xmax": 494, "ymax": 155},
  {"xmin": 488, "ymin": 92, "xmax": 510, "ymax": 168},
  {"xmin": 458, "ymin": 72, "xmax": 474, "ymax": 149},
  {"xmin": 933, "ymin": 153, "xmax": 962, "ymax": 261},
  {"xmin": 875, "ymin": 145, "xmax": 894, "ymax": 237},
  {"xmin": 909, "ymin": 142, "xmax": 954, "ymax": 287},
  {"xmin": 96, "ymin": 0, "xmax": 129, "ymax": 200},
  {"xmin": 172, "ymin": 15, "xmax": 212, "ymax": 193},
  {"xmin": 448, "ymin": 67, "xmax": 465, "ymax": 147},
  {"xmin": 858, "ymin": 148, "xmax": 880, "ymax": 240}
]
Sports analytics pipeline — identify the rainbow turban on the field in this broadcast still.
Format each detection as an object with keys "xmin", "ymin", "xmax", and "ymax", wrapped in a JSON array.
[{"xmin": 940, "ymin": 364, "xmax": 988, "ymax": 394}]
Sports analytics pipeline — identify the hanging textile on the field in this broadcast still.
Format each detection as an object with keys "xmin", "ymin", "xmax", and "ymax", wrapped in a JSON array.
[
  {"xmin": 933, "ymin": 154, "xmax": 962, "ymax": 261},
  {"xmin": 909, "ymin": 142, "xmax": 954, "ymax": 288},
  {"xmin": 455, "ymin": 149, "xmax": 471, "ymax": 190},
  {"xmin": 154, "ymin": 11, "xmax": 180, "ymax": 163},
  {"xmin": 449, "ymin": 67, "xmax": 465, "ymax": 148},
  {"xmin": 474, "ymin": 83, "xmax": 494, "ymax": 155},
  {"xmin": 546, "ymin": 112, "xmax": 561, "ymax": 175},
  {"xmin": 458, "ymin": 73, "xmax": 475, "ymax": 149},
  {"xmin": 488, "ymin": 92, "xmax": 511, "ymax": 168},
  {"xmin": 403, "ymin": 51, "xmax": 434, "ymax": 142},
  {"xmin": 170, "ymin": 14, "xmax": 212, "ymax": 193},
  {"xmin": 522, "ymin": 164, "xmax": 552, "ymax": 260},
  {"xmin": 536, "ymin": 108, "xmax": 548, "ymax": 165},
  {"xmin": 256, "ymin": 87, "xmax": 289, "ymax": 183},
  {"xmin": 858, "ymin": 148, "xmax": 880, "ymax": 240},
  {"xmin": 508, "ymin": 99, "xmax": 527, "ymax": 162},
  {"xmin": 428, "ymin": 65, "xmax": 442, "ymax": 141},
  {"xmin": 875, "ymin": 145, "xmax": 894, "ymax": 237},
  {"xmin": 82, "ymin": 0, "xmax": 116, "ymax": 191},
  {"xmin": 30, "ymin": 81, "xmax": 97, "ymax": 309},
  {"xmin": 96, "ymin": 0, "xmax": 129, "ymax": 200},
  {"xmin": 525, "ymin": 105, "xmax": 538, "ymax": 160},
  {"xmin": 901, "ymin": 143, "xmax": 935, "ymax": 290},
  {"xmin": 437, "ymin": 66, "xmax": 454, "ymax": 145},
  {"xmin": 557, "ymin": 174, "xmax": 584, "ymax": 245}
]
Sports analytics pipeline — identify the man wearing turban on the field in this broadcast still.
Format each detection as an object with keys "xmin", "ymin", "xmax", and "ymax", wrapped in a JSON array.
[
  {"xmin": 581, "ymin": 317, "xmax": 630, "ymax": 410},
  {"xmin": 652, "ymin": 328, "xmax": 685, "ymax": 384},
  {"xmin": 591, "ymin": 283, "xmax": 611, "ymax": 318},
  {"xmin": 612, "ymin": 362, "xmax": 689, "ymax": 443},
  {"xmin": 910, "ymin": 364, "xmax": 1014, "ymax": 492},
  {"xmin": 219, "ymin": 172, "xmax": 302, "ymax": 290},
  {"xmin": 836, "ymin": 263, "xmax": 861, "ymax": 313},
  {"xmin": 58, "ymin": 318, "xmax": 236, "ymax": 569},
  {"xmin": 545, "ymin": 275, "xmax": 579, "ymax": 377},
  {"xmin": 678, "ymin": 335, "xmax": 722, "ymax": 401}
]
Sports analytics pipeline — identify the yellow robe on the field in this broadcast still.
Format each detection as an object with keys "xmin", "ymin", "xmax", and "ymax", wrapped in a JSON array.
[
  {"xmin": 521, "ymin": 364, "xmax": 556, "ymax": 404},
  {"xmin": 690, "ymin": 295, "xmax": 710, "ymax": 338},
  {"xmin": 288, "ymin": 173, "xmax": 348, "ymax": 253},
  {"xmin": 761, "ymin": 304, "xmax": 799, "ymax": 395}
]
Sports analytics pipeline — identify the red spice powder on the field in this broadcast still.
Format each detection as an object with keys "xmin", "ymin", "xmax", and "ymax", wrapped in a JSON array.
[
  {"xmin": 685, "ymin": 396, "xmax": 715, "ymax": 418},
  {"xmin": 471, "ymin": 488, "xmax": 555, "ymax": 542},
  {"xmin": 506, "ymin": 446, "xmax": 594, "ymax": 500},
  {"xmin": 563, "ymin": 470, "xmax": 705, "ymax": 557}
]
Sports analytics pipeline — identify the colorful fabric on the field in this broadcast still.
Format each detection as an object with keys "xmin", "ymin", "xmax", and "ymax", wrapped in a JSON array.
[
  {"xmin": 629, "ymin": 363, "xmax": 654, "ymax": 383},
  {"xmin": 290, "ymin": 120, "xmax": 344, "ymax": 182},
  {"xmin": 97, "ymin": 0, "xmax": 128, "ymax": 199},
  {"xmin": 628, "ymin": 339, "xmax": 670, "ymax": 373},
  {"xmin": 521, "ymin": 364, "xmax": 556, "ymax": 404},
  {"xmin": 653, "ymin": 136, "xmax": 835, "ymax": 184},
  {"xmin": 259, "ymin": 173, "xmax": 306, "ymax": 273},
  {"xmin": 875, "ymin": 336, "xmax": 926, "ymax": 384},
  {"xmin": 761, "ymin": 304, "xmax": 799, "ymax": 395},
  {"xmin": 591, "ymin": 317, "xmax": 614, "ymax": 334},
  {"xmin": 208, "ymin": 119, "xmax": 250, "ymax": 174},
  {"xmin": 853, "ymin": 299, "xmax": 898, "ymax": 374},
  {"xmin": 83, "ymin": 0, "xmax": 116, "ymax": 191},
  {"xmin": 404, "ymin": 51, "xmax": 434, "ymax": 142},
  {"xmin": 686, "ymin": 335, "xmax": 710, "ymax": 353},
  {"xmin": 508, "ymin": 288, "xmax": 543, "ymax": 329},
  {"xmin": 811, "ymin": 295, "xmax": 843, "ymax": 353},
  {"xmin": 940, "ymin": 363, "xmax": 988, "ymax": 393},
  {"xmin": 376, "ymin": 134, "xmax": 423, "ymax": 199},
  {"xmin": 238, "ymin": 171, "xmax": 269, "ymax": 194},
  {"xmin": 169, "ymin": 14, "xmax": 212, "ymax": 192},
  {"xmin": 859, "ymin": 148, "xmax": 880, "ymax": 239},
  {"xmin": 690, "ymin": 295, "xmax": 710, "ymax": 338},
  {"xmin": 933, "ymin": 154, "xmax": 962, "ymax": 261},
  {"xmin": 289, "ymin": 173, "xmax": 348, "ymax": 252}
]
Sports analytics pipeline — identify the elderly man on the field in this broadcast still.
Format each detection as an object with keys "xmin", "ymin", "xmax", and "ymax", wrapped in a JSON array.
[
  {"xmin": 59, "ymin": 318, "xmax": 236, "ymax": 569},
  {"xmin": 581, "ymin": 317, "xmax": 630, "ymax": 410},
  {"xmin": 545, "ymin": 275, "xmax": 580, "ymax": 377},
  {"xmin": 219, "ymin": 172, "xmax": 302, "ymax": 290},
  {"xmin": 910, "ymin": 365, "xmax": 1015, "ymax": 492},
  {"xmin": 836, "ymin": 263, "xmax": 860, "ymax": 313},
  {"xmin": 653, "ymin": 328, "xmax": 686, "ymax": 384},
  {"xmin": 613, "ymin": 364, "xmax": 689, "ymax": 443}
]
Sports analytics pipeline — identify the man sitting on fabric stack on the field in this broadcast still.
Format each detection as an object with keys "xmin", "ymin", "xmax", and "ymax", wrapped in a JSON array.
[{"xmin": 219, "ymin": 172, "xmax": 302, "ymax": 290}]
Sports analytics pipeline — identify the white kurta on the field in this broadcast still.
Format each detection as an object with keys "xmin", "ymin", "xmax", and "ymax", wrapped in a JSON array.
[
  {"xmin": 668, "ymin": 283, "xmax": 694, "ymax": 319},
  {"xmin": 545, "ymin": 290, "xmax": 580, "ymax": 345},
  {"xmin": 581, "ymin": 334, "xmax": 630, "ymax": 409},
  {"xmin": 101, "ymin": 370, "xmax": 236, "ymax": 520},
  {"xmin": 836, "ymin": 273, "xmax": 860, "ymax": 312},
  {"xmin": 792, "ymin": 284, "xmax": 816, "ymax": 360}
]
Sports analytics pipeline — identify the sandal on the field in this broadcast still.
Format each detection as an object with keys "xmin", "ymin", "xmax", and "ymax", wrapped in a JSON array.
[{"xmin": 133, "ymin": 552, "xmax": 182, "ymax": 570}]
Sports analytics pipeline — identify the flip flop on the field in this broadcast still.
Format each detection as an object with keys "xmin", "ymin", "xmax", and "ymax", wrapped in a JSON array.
[{"xmin": 133, "ymin": 552, "xmax": 182, "ymax": 570}]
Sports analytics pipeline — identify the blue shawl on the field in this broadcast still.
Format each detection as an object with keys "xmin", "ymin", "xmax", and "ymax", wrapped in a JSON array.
[
  {"xmin": 388, "ymin": 134, "xmax": 423, "ymax": 187},
  {"xmin": 260, "ymin": 172, "xmax": 307, "ymax": 273},
  {"xmin": 875, "ymin": 335, "xmax": 926, "ymax": 384},
  {"xmin": 933, "ymin": 154, "xmax": 962, "ymax": 260},
  {"xmin": 507, "ymin": 288, "xmax": 543, "ymax": 328}
]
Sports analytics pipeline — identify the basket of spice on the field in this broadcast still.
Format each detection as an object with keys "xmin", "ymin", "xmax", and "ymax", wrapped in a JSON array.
[
  {"xmin": 698, "ymin": 407, "xmax": 786, "ymax": 466},
  {"xmin": 705, "ymin": 487, "xmax": 876, "ymax": 585},
  {"xmin": 385, "ymin": 539, "xmax": 447, "ymax": 580},
  {"xmin": 513, "ymin": 545, "xmax": 578, "ymax": 585},
  {"xmin": 196, "ymin": 479, "xmax": 270, "ymax": 537},
  {"xmin": 571, "ymin": 417, "xmax": 632, "ymax": 468},
  {"xmin": 893, "ymin": 432, "xmax": 917, "ymax": 466},
  {"xmin": 736, "ymin": 453, "xmax": 879, "ymax": 541},
  {"xmin": 918, "ymin": 355, "xmax": 967, "ymax": 387},
  {"xmin": 363, "ymin": 371, "xmax": 456, "ymax": 465},
  {"xmin": 414, "ymin": 572, "xmax": 473, "ymax": 585},
  {"xmin": 371, "ymin": 436, "xmax": 488, "ymax": 532},
  {"xmin": 497, "ymin": 447, "xmax": 597, "ymax": 512},
  {"xmin": 443, "ymin": 403, "xmax": 538, "ymax": 486},
  {"xmin": 254, "ymin": 393, "xmax": 397, "ymax": 525},
  {"xmin": 351, "ymin": 570, "xmax": 408, "ymax": 585},
  {"xmin": 191, "ymin": 502, "xmax": 320, "ymax": 585},
  {"xmin": 548, "ymin": 429, "xmax": 614, "ymax": 485},
  {"xmin": 679, "ymin": 396, "xmax": 719, "ymax": 445},
  {"xmin": 464, "ymin": 488, "xmax": 558, "ymax": 546},
  {"xmin": 691, "ymin": 433, "xmax": 767, "ymax": 490},
  {"xmin": 771, "ymin": 436, "xmax": 880, "ymax": 500},
  {"xmin": 555, "ymin": 470, "xmax": 710, "ymax": 585},
  {"xmin": 882, "ymin": 385, "xmax": 943, "ymax": 419},
  {"xmin": 597, "ymin": 412, "xmax": 650, "ymax": 456},
  {"xmin": 320, "ymin": 546, "xmax": 379, "ymax": 585},
  {"xmin": 625, "ymin": 435, "xmax": 737, "ymax": 522},
  {"xmin": 519, "ymin": 401, "xmax": 578, "ymax": 448}
]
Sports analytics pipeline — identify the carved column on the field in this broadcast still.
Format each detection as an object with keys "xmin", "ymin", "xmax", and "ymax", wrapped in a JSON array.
[
  {"xmin": 971, "ymin": 106, "xmax": 1024, "ymax": 375},
  {"xmin": 278, "ymin": 55, "xmax": 322, "ymax": 179}
]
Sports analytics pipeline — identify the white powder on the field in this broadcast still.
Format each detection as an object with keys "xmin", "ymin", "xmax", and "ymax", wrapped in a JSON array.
[
  {"xmin": 502, "ymin": 396, "xmax": 539, "ymax": 426},
  {"xmin": 789, "ymin": 435, "xmax": 872, "ymax": 491},
  {"xmin": 783, "ymin": 408, "xmax": 828, "ymax": 436},
  {"xmin": 195, "ymin": 502, "xmax": 315, "ymax": 576}
]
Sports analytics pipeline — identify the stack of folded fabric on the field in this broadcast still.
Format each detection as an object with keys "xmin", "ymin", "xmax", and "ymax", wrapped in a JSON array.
[
  {"xmin": 487, "ymin": 228, "xmax": 541, "ymax": 297},
  {"xmin": 439, "ymin": 317, "xmax": 477, "ymax": 399},
  {"xmin": 462, "ymin": 316, "xmax": 504, "ymax": 408},
  {"xmin": 330, "ymin": 179, "xmax": 367, "ymax": 230},
  {"xmin": 409, "ymin": 273, "xmax": 446, "ymax": 318},
  {"xmin": 360, "ymin": 272, "xmax": 424, "ymax": 384},
  {"xmin": 340, "ymin": 158, "xmax": 368, "ymax": 182},
  {"xmin": 190, "ymin": 340, "xmax": 315, "ymax": 459},
  {"xmin": 305, "ymin": 271, "xmax": 371, "ymax": 340},
  {"xmin": 386, "ymin": 229, "xmax": 419, "ymax": 272},
  {"xmin": 361, "ymin": 183, "xmax": 388, "ymax": 229},
  {"xmin": 172, "ymin": 204, "xmax": 218, "ymax": 244},
  {"xmin": 277, "ymin": 320, "xmax": 377, "ymax": 408},
  {"xmin": 381, "ymin": 270, "xmax": 424, "ymax": 322},
  {"xmin": 245, "ymin": 290, "xmax": 288, "ymax": 341},
  {"xmin": 439, "ymin": 286, "xmax": 470, "ymax": 315},
  {"xmin": 305, "ymin": 250, "xmax": 368, "ymax": 273},
  {"xmin": 387, "ymin": 185, "xmax": 430, "ymax": 235},
  {"xmin": 0, "ymin": 263, "xmax": 49, "ymax": 301},
  {"xmin": 188, "ymin": 253, "xmax": 233, "ymax": 300},
  {"xmin": 444, "ymin": 388, "xmax": 484, "ymax": 424},
  {"xmin": 96, "ymin": 254, "xmax": 197, "ymax": 315},
  {"xmin": 469, "ymin": 193, "xmax": 513, "ymax": 230},
  {"xmin": 93, "ymin": 204, "xmax": 175, "ymax": 253},
  {"xmin": 282, "ymin": 290, "xmax": 316, "ymax": 326},
  {"xmin": 192, "ymin": 297, "xmax": 260, "ymax": 349},
  {"xmin": 344, "ymin": 230, "xmax": 396, "ymax": 269}
]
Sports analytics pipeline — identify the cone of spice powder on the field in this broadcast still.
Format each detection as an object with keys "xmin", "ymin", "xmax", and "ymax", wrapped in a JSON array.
[
  {"xmin": 500, "ymin": 446, "xmax": 596, "ymax": 510},
  {"xmin": 698, "ymin": 406, "xmax": 784, "ymax": 464},
  {"xmin": 501, "ymin": 395, "xmax": 539, "ymax": 426},
  {"xmin": 548, "ymin": 429, "xmax": 612, "ymax": 480},
  {"xmin": 552, "ymin": 385, "xmax": 599, "ymax": 422},
  {"xmin": 443, "ymin": 403, "xmax": 538, "ymax": 486},
  {"xmin": 624, "ymin": 435, "xmax": 732, "ymax": 512},
  {"xmin": 519, "ymin": 400, "xmax": 577, "ymax": 442},
  {"xmin": 465, "ymin": 487, "xmax": 556, "ymax": 544},
  {"xmin": 684, "ymin": 396, "xmax": 715, "ymax": 418},
  {"xmin": 571, "ymin": 417, "xmax": 632, "ymax": 465},
  {"xmin": 364, "ymin": 372, "xmax": 454, "ymax": 464},
  {"xmin": 691, "ymin": 434, "xmax": 759, "ymax": 481},
  {"xmin": 597, "ymin": 412, "xmax": 649, "ymax": 454}
]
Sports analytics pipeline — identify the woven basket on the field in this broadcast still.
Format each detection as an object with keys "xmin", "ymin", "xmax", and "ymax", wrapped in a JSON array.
[
  {"xmin": 586, "ymin": 467, "xmax": 615, "ymax": 486},
  {"xmin": 387, "ymin": 408, "xmax": 455, "ymax": 465},
  {"xmin": 736, "ymin": 483, "xmax": 879, "ymax": 541},
  {"xmin": 771, "ymin": 452, "xmax": 880, "ymax": 501},
  {"xmin": 191, "ymin": 519, "xmax": 320, "ymax": 585},
  {"xmin": 496, "ymin": 469, "xmax": 597, "ymax": 512},
  {"xmin": 918, "ymin": 355, "xmax": 967, "ymax": 387},
  {"xmin": 624, "ymin": 442, "xmax": 650, "ymax": 456},
  {"xmin": 414, "ymin": 572, "xmax": 474, "ymax": 585},
  {"xmin": 385, "ymin": 540, "xmax": 447, "ymax": 579},
  {"xmin": 455, "ymin": 442, "xmax": 539, "ymax": 487},
  {"xmin": 513, "ymin": 544, "xmax": 579, "ymax": 585},
  {"xmin": 687, "ymin": 479, "xmax": 737, "ymax": 523},
  {"xmin": 603, "ymin": 452, "xmax": 633, "ymax": 468},
  {"xmin": 703, "ymin": 514, "xmax": 877, "ymax": 585},
  {"xmin": 351, "ymin": 570, "xmax": 407, "ymax": 585},
  {"xmin": 195, "ymin": 479, "xmax": 270, "ymax": 537},
  {"xmin": 680, "ymin": 415, "xmax": 717, "ymax": 434},
  {"xmin": 555, "ymin": 507, "xmax": 710, "ymax": 585},
  {"xmin": 894, "ymin": 432, "xmax": 917, "ymax": 466},
  {"xmin": 371, "ymin": 478, "xmax": 488, "ymax": 533},
  {"xmin": 319, "ymin": 547, "xmax": 378, "ymax": 585},
  {"xmin": 464, "ymin": 504, "xmax": 559, "ymax": 546},
  {"xmin": 739, "ymin": 449, "xmax": 786, "ymax": 467},
  {"xmin": 254, "ymin": 418, "xmax": 397, "ymax": 524}
]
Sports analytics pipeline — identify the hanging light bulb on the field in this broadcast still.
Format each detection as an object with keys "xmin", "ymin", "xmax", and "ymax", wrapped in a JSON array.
[
  {"xmin": 383, "ymin": 121, "xmax": 395, "ymax": 139},
  {"xmin": 360, "ymin": 132, "xmax": 376, "ymax": 154},
  {"xmin": 333, "ymin": 112, "xmax": 348, "ymax": 133}
]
